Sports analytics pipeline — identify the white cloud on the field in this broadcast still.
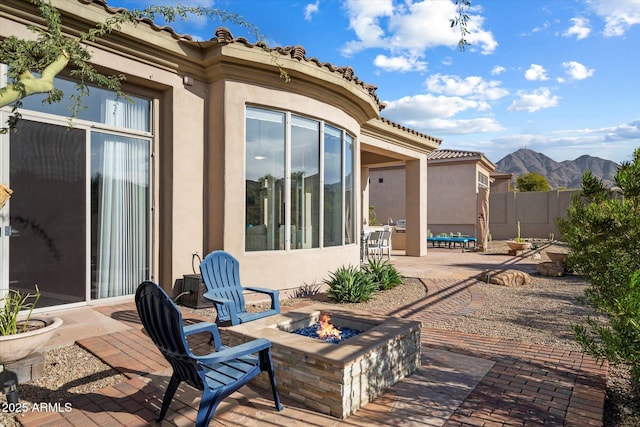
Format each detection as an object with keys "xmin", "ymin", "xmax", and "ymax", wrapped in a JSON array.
[
  {"xmin": 341, "ymin": 0, "xmax": 394, "ymax": 55},
  {"xmin": 384, "ymin": 93, "xmax": 479, "ymax": 119},
  {"xmin": 304, "ymin": 1, "xmax": 320, "ymax": 21},
  {"xmin": 508, "ymin": 87, "xmax": 560, "ymax": 112},
  {"xmin": 524, "ymin": 64, "xmax": 549, "ymax": 81},
  {"xmin": 561, "ymin": 61, "xmax": 595, "ymax": 80},
  {"xmin": 425, "ymin": 74, "xmax": 509, "ymax": 101},
  {"xmin": 417, "ymin": 117, "xmax": 504, "ymax": 134},
  {"xmin": 374, "ymin": 54, "xmax": 427, "ymax": 72},
  {"xmin": 563, "ymin": 17, "xmax": 591, "ymax": 40},
  {"xmin": 491, "ymin": 65, "xmax": 506, "ymax": 75},
  {"xmin": 381, "ymin": 93, "xmax": 503, "ymax": 134},
  {"xmin": 587, "ymin": 0, "xmax": 640, "ymax": 37},
  {"xmin": 341, "ymin": 0, "xmax": 497, "ymax": 67}
]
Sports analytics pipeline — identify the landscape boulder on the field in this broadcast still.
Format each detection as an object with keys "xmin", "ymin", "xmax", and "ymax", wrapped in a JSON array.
[
  {"xmin": 478, "ymin": 269, "xmax": 531, "ymax": 287},
  {"xmin": 536, "ymin": 262, "xmax": 565, "ymax": 277}
]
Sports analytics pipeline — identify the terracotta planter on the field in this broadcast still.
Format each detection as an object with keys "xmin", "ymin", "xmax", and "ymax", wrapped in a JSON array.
[
  {"xmin": 0, "ymin": 316, "xmax": 63, "ymax": 363},
  {"xmin": 546, "ymin": 251, "xmax": 568, "ymax": 264},
  {"xmin": 507, "ymin": 241, "xmax": 531, "ymax": 251}
]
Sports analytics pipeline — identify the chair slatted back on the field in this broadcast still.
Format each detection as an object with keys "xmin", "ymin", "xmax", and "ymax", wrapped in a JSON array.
[
  {"xmin": 135, "ymin": 281, "xmax": 204, "ymax": 390},
  {"xmin": 200, "ymin": 251, "xmax": 246, "ymax": 321}
]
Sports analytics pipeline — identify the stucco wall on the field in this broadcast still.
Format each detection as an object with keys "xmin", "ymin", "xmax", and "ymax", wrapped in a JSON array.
[
  {"xmin": 489, "ymin": 190, "xmax": 578, "ymax": 240},
  {"xmin": 369, "ymin": 166, "xmax": 406, "ymax": 225},
  {"xmin": 427, "ymin": 163, "xmax": 476, "ymax": 228}
]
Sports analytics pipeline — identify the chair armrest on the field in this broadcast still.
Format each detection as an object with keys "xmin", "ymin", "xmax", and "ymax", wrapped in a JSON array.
[
  {"xmin": 183, "ymin": 322, "xmax": 217, "ymax": 336},
  {"xmin": 203, "ymin": 292, "xmax": 241, "ymax": 325},
  {"xmin": 183, "ymin": 322, "xmax": 222, "ymax": 350},
  {"xmin": 193, "ymin": 338, "xmax": 272, "ymax": 364},
  {"xmin": 243, "ymin": 287, "xmax": 280, "ymax": 312},
  {"xmin": 243, "ymin": 286, "xmax": 276, "ymax": 295}
]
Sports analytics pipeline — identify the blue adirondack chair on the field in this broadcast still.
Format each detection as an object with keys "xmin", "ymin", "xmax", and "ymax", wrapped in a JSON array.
[
  {"xmin": 135, "ymin": 281, "xmax": 284, "ymax": 427},
  {"xmin": 200, "ymin": 250, "xmax": 281, "ymax": 326}
]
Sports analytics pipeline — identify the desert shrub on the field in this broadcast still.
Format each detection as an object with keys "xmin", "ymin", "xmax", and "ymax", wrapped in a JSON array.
[
  {"xmin": 556, "ymin": 148, "xmax": 640, "ymax": 385},
  {"xmin": 364, "ymin": 258, "xmax": 403, "ymax": 290},
  {"xmin": 290, "ymin": 281, "xmax": 321, "ymax": 299},
  {"xmin": 574, "ymin": 269, "xmax": 640, "ymax": 384},
  {"xmin": 324, "ymin": 265, "xmax": 377, "ymax": 303}
]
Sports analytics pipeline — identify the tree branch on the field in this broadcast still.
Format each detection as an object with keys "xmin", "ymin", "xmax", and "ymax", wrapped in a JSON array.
[{"xmin": 0, "ymin": 53, "xmax": 69, "ymax": 108}]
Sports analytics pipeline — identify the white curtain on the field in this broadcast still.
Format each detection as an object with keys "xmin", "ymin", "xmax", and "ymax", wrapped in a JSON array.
[{"xmin": 95, "ymin": 98, "xmax": 149, "ymax": 298}]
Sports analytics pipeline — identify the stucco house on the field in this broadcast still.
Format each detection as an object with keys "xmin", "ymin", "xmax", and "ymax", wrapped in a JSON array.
[
  {"xmin": 490, "ymin": 170, "xmax": 513, "ymax": 193},
  {"xmin": 426, "ymin": 150, "xmax": 496, "ymax": 236},
  {"xmin": 0, "ymin": 0, "xmax": 440, "ymax": 310}
]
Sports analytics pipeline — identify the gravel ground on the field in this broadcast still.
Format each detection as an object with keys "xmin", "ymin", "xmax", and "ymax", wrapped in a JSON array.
[
  {"xmin": 0, "ymin": 346, "xmax": 126, "ymax": 427},
  {"xmin": 2, "ymin": 244, "xmax": 638, "ymax": 426}
]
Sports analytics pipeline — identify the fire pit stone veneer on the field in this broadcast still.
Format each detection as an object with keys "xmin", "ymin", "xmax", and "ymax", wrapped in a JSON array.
[{"xmin": 221, "ymin": 305, "xmax": 421, "ymax": 418}]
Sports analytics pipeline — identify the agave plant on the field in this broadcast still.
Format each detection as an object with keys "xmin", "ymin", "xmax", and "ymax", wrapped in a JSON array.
[
  {"xmin": 324, "ymin": 265, "xmax": 377, "ymax": 303},
  {"xmin": 364, "ymin": 258, "xmax": 403, "ymax": 290}
]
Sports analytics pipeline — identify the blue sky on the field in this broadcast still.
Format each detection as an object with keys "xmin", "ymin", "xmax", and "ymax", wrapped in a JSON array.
[{"xmin": 108, "ymin": 0, "xmax": 640, "ymax": 164}]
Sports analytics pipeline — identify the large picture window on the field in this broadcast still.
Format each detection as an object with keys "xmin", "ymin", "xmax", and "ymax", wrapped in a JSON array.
[{"xmin": 245, "ymin": 107, "xmax": 354, "ymax": 251}]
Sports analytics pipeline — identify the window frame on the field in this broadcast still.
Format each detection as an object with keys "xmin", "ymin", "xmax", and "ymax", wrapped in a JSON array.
[{"xmin": 244, "ymin": 105, "xmax": 355, "ymax": 252}]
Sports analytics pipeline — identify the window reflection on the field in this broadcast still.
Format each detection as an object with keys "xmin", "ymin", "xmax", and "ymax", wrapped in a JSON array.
[
  {"xmin": 323, "ymin": 125, "xmax": 343, "ymax": 247},
  {"xmin": 245, "ymin": 107, "xmax": 354, "ymax": 251},
  {"xmin": 20, "ymin": 76, "xmax": 151, "ymax": 132},
  {"xmin": 245, "ymin": 108, "xmax": 285, "ymax": 251},
  {"xmin": 291, "ymin": 116, "xmax": 320, "ymax": 249}
]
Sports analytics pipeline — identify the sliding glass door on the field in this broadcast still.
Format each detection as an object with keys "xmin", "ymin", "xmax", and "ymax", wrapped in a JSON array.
[
  {"xmin": 0, "ymin": 75, "xmax": 152, "ymax": 308},
  {"xmin": 9, "ymin": 120, "xmax": 87, "ymax": 307}
]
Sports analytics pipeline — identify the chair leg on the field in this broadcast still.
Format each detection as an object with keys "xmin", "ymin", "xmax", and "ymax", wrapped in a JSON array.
[
  {"xmin": 158, "ymin": 374, "xmax": 181, "ymax": 421},
  {"xmin": 195, "ymin": 389, "xmax": 223, "ymax": 427},
  {"xmin": 260, "ymin": 349, "xmax": 284, "ymax": 411}
]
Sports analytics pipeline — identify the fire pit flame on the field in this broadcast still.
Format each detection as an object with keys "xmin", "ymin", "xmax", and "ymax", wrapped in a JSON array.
[{"xmin": 317, "ymin": 313, "xmax": 341, "ymax": 340}]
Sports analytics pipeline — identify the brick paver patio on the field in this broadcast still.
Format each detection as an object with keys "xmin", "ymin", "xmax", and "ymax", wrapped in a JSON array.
[{"xmin": 14, "ymin": 250, "xmax": 607, "ymax": 426}]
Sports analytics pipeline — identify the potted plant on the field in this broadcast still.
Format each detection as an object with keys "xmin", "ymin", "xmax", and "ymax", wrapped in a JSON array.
[
  {"xmin": 0, "ymin": 286, "xmax": 63, "ymax": 363},
  {"xmin": 507, "ymin": 221, "xmax": 531, "ymax": 251}
]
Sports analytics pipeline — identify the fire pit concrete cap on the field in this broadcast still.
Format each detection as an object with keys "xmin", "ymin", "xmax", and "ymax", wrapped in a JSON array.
[{"xmin": 228, "ymin": 304, "xmax": 421, "ymax": 366}]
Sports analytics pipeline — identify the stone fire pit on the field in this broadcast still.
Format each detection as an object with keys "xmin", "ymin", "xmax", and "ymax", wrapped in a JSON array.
[{"xmin": 222, "ymin": 304, "xmax": 421, "ymax": 418}]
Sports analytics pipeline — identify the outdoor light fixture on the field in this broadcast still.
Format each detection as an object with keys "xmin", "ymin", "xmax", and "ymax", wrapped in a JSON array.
[{"xmin": 254, "ymin": 121, "xmax": 267, "ymax": 160}]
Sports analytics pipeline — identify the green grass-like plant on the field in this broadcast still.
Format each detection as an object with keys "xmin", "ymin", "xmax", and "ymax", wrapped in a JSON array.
[
  {"xmin": 290, "ymin": 281, "xmax": 321, "ymax": 299},
  {"xmin": 325, "ymin": 265, "xmax": 377, "ymax": 303},
  {"xmin": 0, "ymin": 285, "xmax": 41, "ymax": 336},
  {"xmin": 364, "ymin": 258, "xmax": 403, "ymax": 290}
]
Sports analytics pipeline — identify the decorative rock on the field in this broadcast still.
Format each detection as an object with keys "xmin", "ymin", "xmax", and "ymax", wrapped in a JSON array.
[
  {"xmin": 536, "ymin": 262, "xmax": 565, "ymax": 277},
  {"xmin": 479, "ymin": 269, "xmax": 532, "ymax": 287}
]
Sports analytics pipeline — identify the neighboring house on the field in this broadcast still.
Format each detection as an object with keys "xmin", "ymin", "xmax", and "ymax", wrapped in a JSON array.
[
  {"xmin": 427, "ymin": 150, "xmax": 496, "ymax": 237},
  {"xmin": 0, "ymin": 1, "xmax": 439, "ymax": 310},
  {"xmin": 369, "ymin": 149, "xmax": 496, "ymax": 238},
  {"xmin": 490, "ymin": 171, "xmax": 513, "ymax": 193}
]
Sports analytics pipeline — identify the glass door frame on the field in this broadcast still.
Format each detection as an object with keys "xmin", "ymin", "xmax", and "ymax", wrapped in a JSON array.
[{"xmin": 0, "ymin": 111, "xmax": 153, "ymax": 312}]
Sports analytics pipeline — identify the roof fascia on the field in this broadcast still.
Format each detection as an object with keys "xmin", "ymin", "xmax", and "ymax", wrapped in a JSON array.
[{"xmin": 362, "ymin": 118, "xmax": 441, "ymax": 155}]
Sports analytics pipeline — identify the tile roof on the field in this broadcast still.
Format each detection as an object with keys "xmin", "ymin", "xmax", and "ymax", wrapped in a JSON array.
[
  {"xmin": 80, "ymin": 1, "xmax": 443, "ymax": 142},
  {"xmin": 378, "ymin": 117, "xmax": 442, "ymax": 144},
  {"xmin": 427, "ymin": 149, "xmax": 484, "ymax": 160},
  {"xmin": 85, "ymin": 1, "xmax": 384, "ymax": 110}
]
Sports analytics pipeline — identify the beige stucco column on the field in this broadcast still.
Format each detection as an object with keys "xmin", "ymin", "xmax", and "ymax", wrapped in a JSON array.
[{"xmin": 405, "ymin": 157, "xmax": 427, "ymax": 256}]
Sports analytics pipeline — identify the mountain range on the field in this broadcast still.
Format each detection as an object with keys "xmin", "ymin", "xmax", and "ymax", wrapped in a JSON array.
[{"xmin": 494, "ymin": 149, "xmax": 620, "ymax": 190}]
